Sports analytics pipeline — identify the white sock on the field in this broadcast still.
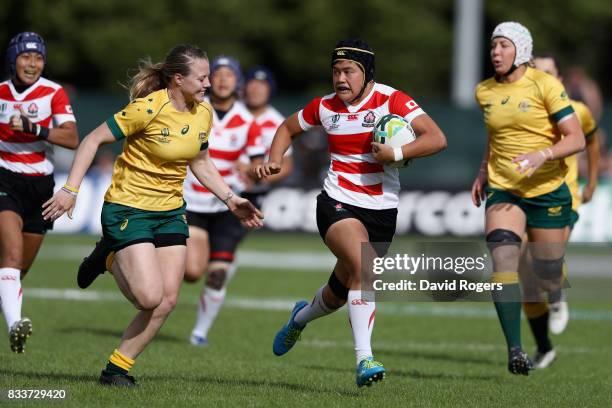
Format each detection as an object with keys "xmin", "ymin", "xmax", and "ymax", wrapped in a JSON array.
[
  {"xmin": 294, "ymin": 286, "xmax": 337, "ymax": 327},
  {"xmin": 191, "ymin": 286, "xmax": 226, "ymax": 338},
  {"xmin": 348, "ymin": 290, "xmax": 375, "ymax": 365},
  {"xmin": 0, "ymin": 267, "xmax": 22, "ymax": 331}
]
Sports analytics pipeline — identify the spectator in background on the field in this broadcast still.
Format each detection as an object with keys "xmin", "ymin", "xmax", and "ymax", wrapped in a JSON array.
[{"xmin": 0, "ymin": 32, "xmax": 78, "ymax": 353}]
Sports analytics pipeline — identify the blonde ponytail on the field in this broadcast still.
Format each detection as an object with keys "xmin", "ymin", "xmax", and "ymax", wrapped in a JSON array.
[{"xmin": 125, "ymin": 45, "xmax": 208, "ymax": 100}]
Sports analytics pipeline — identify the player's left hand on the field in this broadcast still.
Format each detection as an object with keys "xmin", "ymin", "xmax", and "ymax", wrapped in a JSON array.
[
  {"xmin": 227, "ymin": 196, "xmax": 264, "ymax": 229},
  {"xmin": 582, "ymin": 183, "xmax": 597, "ymax": 203},
  {"xmin": 371, "ymin": 142, "xmax": 394, "ymax": 164},
  {"xmin": 42, "ymin": 189, "xmax": 76, "ymax": 221},
  {"xmin": 512, "ymin": 150, "xmax": 549, "ymax": 177}
]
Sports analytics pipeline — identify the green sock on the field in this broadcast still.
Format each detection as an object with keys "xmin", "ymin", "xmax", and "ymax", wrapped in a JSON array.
[{"xmin": 492, "ymin": 283, "xmax": 522, "ymax": 351}]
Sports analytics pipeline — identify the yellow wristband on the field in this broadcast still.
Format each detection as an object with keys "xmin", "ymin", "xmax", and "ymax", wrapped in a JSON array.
[{"xmin": 63, "ymin": 184, "xmax": 79, "ymax": 194}]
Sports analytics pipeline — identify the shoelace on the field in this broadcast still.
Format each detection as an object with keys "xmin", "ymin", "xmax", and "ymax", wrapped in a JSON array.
[
  {"xmin": 361, "ymin": 359, "xmax": 383, "ymax": 370},
  {"xmin": 284, "ymin": 326, "xmax": 301, "ymax": 345}
]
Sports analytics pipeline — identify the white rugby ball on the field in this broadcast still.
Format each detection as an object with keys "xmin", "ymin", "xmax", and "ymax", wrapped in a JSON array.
[{"xmin": 372, "ymin": 114, "xmax": 416, "ymax": 168}]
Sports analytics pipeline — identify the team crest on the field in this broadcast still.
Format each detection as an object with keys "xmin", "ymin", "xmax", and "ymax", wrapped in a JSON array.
[
  {"xmin": 518, "ymin": 101, "xmax": 530, "ymax": 112},
  {"xmin": 158, "ymin": 128, "xmax": 171, "ymax": 143},
  {"xmin": 362, "ymin": 111, "xmax": 376, "ymax": 127},
  {"xmin": 27, "ymin": 103, "xmax": 38, "ymax": 117}
]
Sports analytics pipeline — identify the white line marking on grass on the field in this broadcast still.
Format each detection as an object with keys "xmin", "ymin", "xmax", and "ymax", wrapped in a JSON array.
[
  {"xmin": 26, "ymin": 288, "xmax": 612, "ymax": 323},
  {"xmin": 301, "ymin": 339, "xmax": 601, "ymax": 355},
  {"xmin": 37, "ymin": 244, "xmax": 612, "ymax": 276}
]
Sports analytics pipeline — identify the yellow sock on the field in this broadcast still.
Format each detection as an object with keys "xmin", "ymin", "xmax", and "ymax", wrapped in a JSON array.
[
  {"xmin": 108, "ymin": 348, "xmax": 135, "ymax": 373},
  {"xmin": 491, "ymin": 271, "xmax": 519, "ymax": 284}
]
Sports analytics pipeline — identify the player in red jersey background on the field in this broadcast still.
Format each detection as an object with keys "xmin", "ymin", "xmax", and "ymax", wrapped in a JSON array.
[{"xmin": 0, "ymin": 32, "xmax": 78, "ymax": 353}]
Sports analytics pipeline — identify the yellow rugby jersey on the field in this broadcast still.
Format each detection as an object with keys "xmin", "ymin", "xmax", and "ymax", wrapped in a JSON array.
[
  {"xmin": 565, "ymin": 100, "xmax": 597, "ymax": 210},
  {"xmin": 104, "ymin": 89, "xmax": 212, "ymax": 211},
  {"xmin": 476, "ymin": 67, "xmax": 574, "ymax": 197}
]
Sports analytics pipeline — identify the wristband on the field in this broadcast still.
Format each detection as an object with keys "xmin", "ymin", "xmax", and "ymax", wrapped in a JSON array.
[
  {"xmin": 545, "ymin": 147, "xmax": 553, "ymax": 160},
  {"xmin": 222, "ymin": 191, "xmax": 234, "ymax": 206},
  {"xmin": 37, "ymin": 124, "xmax": 49, "ymax": 140},
  {"xmin": 393, "ymin": 147, "xmax": 404, "ymax": 162},
  {"xmin": 62, "ymin": 184, "xmax": 79, "ymax": 194},
  {"xmin": 61, "ymin": 187, "xmax": 78, "ymax": 197}
]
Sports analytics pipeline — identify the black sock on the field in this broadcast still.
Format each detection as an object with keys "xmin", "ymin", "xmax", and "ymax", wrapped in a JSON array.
[
  {"xmin": 549, "ymin": 289, "xmax": 562, "ymax": 303},
  {"xmin": 105, "ymin": 361, "xmax": 128, "ymax": 376},
  {"xmin": 528, "ymin": 312, "xmax": 552, "ymax": 353}
]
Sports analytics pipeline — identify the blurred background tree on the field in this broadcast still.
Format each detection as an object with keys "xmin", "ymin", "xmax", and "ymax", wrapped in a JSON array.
[{"xmin": 2, "ymin": 0, "xmax": 610, "ymax": 98}]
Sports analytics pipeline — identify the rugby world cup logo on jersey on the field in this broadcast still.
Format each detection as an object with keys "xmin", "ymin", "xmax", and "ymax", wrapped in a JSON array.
[
  {"xmin": 362, "ymin": 111, "xmax": 376, "ymax": 127},
  {"xmin": 199, "ymin": 132, "xmax": 207, "ymax": 142},
  {"xmin": 329, "ymin": 114, "xmax": 341, "ymax": 130}
]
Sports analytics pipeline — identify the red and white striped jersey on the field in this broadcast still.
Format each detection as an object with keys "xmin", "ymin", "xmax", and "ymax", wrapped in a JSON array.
[
  {"xmin": 184, "ymin": 100, "xmax": 265, "ymax": 213},
  {"xmin": 297, "ymin": 83, "xmax": 425, "ymax": 210},
  {"xmin": 0, "ymin": 77, "xmax": 75, "ymax": 175},
  {"xmin": 254, "ymin": 105, "xmax": 292, "ymax": 158}
]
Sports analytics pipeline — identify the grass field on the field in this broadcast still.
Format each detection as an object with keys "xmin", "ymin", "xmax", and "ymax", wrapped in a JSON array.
[{"xmin": 1, "ymin": 232, "xmax": 611, "ymax": 407}]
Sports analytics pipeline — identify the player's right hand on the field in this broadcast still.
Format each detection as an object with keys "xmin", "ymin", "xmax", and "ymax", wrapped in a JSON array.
[
  {"xmin": 471, "ymin": 170, "xmax": 488, "ymax": 207},
  {"xmin": 42, "ymin": 189, "xmax": 76, "ymax": 221},
  {"xmin": 253, "ymin": 162, "xmax": 281, "ymax": 179}
]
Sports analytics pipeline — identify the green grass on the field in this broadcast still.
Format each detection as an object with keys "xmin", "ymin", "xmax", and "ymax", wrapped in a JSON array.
[{"xmin": 1, "ymin": 233, "xmax": 611, "ymax": 407}]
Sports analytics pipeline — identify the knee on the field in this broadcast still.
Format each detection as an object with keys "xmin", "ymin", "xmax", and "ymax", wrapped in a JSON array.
[
  {"xmin": 486, "ymin": 229, "xmax": 521, "ymax": 262},
  {"xmin": 156, "ymin": 294, "xmax": 179, "ymax": 316},
  {"xmin": 532, "ymin": 257, "xmax": 564, "ymax": 280},
  {"xmin": 183, "ymin": 267, "xmax": 202, "ymax": 283},
  {"xmin": 133, "ymin": 292, "xmax": 163, "ymax": 311},
  {"xmin": 206, "ymin": 267, "xmax": 228, "ymax": 290}
]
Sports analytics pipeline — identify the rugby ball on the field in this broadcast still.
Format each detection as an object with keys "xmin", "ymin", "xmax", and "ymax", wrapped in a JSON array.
[{"xmin": 372, "ymin": 114, "xmax": 416, "ymax": 168}]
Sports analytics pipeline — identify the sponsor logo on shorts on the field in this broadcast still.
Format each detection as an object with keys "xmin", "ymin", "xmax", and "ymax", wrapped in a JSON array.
[
  {"xmin": 548, "ymin": 206, "xmax": 562, "ymax": 216},
  {"xmin": 486, "ymin": 191, "xmax": 494, "ymax": 199},
  {"xmin": 182, "ymin": 214, "xmax": 187, "ymax": 223},
  {"xmin": 334, "ymin": 203, "xmax": 345, "ymax": 212},
  {"xmin": 120, "ymin": 219, "xmax": 129, "ymax": 231}
]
